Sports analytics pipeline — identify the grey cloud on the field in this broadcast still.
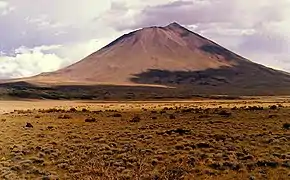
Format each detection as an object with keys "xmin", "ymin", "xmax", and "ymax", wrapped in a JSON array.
[
  {"xmin": 0, "ymin": 0, "xmax": 114, "ymax": 79},
  {"xmin": 1, "ymin": 0, "xmax": 290, "ymax": 79},
  {"xmin": 0, "ymin": 13, "xmax": 96, "ymax": 54},
  {"xmin": 112, "ymin": 0, "xmax": 286, "ymax": 31},
  {"xmin": 0, "ymin": 0, "xmax": 112, "ymax": 54},
  {"xmin": 238, "ymin": 32, "xmax": 289, "ymax": 54}
]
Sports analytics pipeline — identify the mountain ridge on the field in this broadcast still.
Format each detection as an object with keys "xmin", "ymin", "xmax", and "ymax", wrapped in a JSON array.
[{"xmin": 32, "ymin": 23, "xmax": 243, "ymax": 83}]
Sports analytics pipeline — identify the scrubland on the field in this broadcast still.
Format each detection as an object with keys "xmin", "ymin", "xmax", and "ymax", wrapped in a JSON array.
[{"xmin": 0, "ymin": 100, "xmax": 289, "ymax": 179}]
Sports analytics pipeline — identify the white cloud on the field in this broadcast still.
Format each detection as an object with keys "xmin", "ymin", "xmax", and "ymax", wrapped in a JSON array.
[
  {"xmin": 0, "ymin": 1, "xmax": 14, "ymax": 16},
  {"xmin": 0, "ymin": 46, "xmax": 66, "ymax": 78},
  {"xmin": 0, "ymin": 1, "xmax": 8, "ymax": 9},
  {"xmin": 0, "ymin": 32, "xmax": 121, "ymax": 79},
  {"xmin": 15, "ymin": 45, "xmax": 62, "ymax": 54}
]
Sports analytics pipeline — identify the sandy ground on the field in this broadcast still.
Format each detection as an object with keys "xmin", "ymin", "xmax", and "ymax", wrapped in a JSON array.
[{"xmin": 0, "ymin": 97, "xmax": 290, "ymax": 114}]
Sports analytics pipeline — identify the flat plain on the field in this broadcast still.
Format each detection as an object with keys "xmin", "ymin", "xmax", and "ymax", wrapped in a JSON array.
[{"xmin": 0, "ymin": 98, "xmax": 290, "ymax": 180}]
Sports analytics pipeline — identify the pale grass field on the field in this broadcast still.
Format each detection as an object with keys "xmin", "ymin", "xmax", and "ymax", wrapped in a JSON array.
[
  {"xmin": 0, "ymin": 98, "xmax": 289, "ymax": 179},
  {"xmin": 0, "ymin": 96, "xmax": 289, "ymax": 113}
]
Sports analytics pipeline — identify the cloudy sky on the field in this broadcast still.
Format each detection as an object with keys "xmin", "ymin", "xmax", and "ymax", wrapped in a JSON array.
[{"xmin": 0, "ymin": 0, "xmax": 289, "ymax": 79}]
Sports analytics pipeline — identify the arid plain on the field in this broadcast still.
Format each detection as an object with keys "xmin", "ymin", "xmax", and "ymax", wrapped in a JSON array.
[{"xmin": 0, "ymin": 98, "xmax": 289, "ymax": 180}]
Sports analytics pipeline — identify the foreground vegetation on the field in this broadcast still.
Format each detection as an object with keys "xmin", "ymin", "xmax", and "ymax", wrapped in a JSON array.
[{"xmin": 0, "ymin": 102, "xmax": 289, "ymax": 179}]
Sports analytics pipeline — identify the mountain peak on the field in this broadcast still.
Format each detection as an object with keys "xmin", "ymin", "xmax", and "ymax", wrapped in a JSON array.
[
  {"xmin": 165, "ymin": 22, "xmax": 183, "ymax": 29},
  {"xmin": 31, "ymin": 20, "xmax": 290, "ymax": 94}
]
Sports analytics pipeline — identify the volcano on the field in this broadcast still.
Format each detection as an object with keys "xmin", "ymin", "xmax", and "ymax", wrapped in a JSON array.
[{"xmin": 19, "ymin": 22, "xmax": 290, "ymax": 95}]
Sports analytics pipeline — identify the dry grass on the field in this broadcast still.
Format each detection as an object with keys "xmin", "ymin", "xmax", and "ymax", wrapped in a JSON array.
[{"xmin": 0, "ymin": 101, "xmax": 289, "ymax": 179}]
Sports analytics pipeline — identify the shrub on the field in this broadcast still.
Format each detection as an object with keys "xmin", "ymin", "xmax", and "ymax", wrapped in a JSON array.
[
  {"xmin": 58, "ymin": 114, "xmax": 72, "ymax": 119},
  {"xmin": 82, "ymin": 108, "xmax": 90, "ymax": 112},
  {"xmin": 25, "ymin": 122, "xmax": 33, "ymax": 128},
  {"xmin": 269, "ymin": 105, "xmax": 278, "ymax": 110},
  {"xmin": 246, "ymin": 106, "xmax": 264, "ymax": 111},
  {"xmin": 69, "ymin": 108, "xmax": 77, "ymax": 112},
  {"xmin": 218, "ymin": 110, "xmax": 231, "ymax": 117},
  {"xmin": 130, "ymin": 116, "xmax": 141, "ymax": 122},
  {"xmin": 169, "ymin": 114, "xmax": 176, "ymax": 119},
  {"xmin": 85, "ymin": 117, "xmax": 96, "ymax": 123},
  {"xmin": 164, "ymin": 167, "xmax": 187, "ymax": 180},
  {"xmin": 283, "ymin": 123, "xmax": 290, "ymax": 130},
  {"xmin": 113, "ymin": 113, "xmax": 122, "ymax": 117}
]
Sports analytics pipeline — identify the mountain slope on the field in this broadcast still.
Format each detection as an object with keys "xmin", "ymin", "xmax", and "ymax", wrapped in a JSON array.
[{"xmin": 25, "ymin": 22, "xmax": 290, "ymax": 94}]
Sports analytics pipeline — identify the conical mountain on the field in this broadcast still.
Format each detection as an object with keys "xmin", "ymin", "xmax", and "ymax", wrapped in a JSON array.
[{"xmin": 31, "ymin": 22, "xmax": 290, "ymax": 91}]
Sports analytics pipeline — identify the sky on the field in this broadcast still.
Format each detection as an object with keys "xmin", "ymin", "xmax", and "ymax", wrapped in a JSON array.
[{"xmin": 0, "ymin": 0, "xmax": 289, "ymax": 79}]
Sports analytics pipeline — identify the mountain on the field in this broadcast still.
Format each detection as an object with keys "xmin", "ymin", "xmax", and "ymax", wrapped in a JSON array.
[{"xmin": 8, "ymin": 22, "xmax": 290, "ymax": 96}]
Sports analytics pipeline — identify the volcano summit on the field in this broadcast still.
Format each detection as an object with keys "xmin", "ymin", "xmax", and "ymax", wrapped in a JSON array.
[{"xmin": 9, "ymin": 22, "xmax": 290, "ymax": 96}]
